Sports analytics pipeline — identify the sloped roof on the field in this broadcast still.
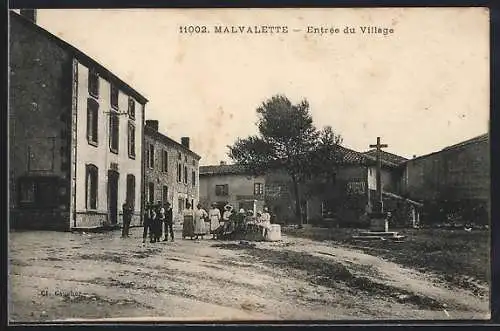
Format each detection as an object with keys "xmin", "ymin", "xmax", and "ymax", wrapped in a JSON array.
[
  {"xmin": 362, "ymin": 149, "xmax": 408, "ymax": 166},
  {"xmin": 199, "ymin": 164, "xmax": 248, "ymax": 176},
  {"xmin": 10, "ymin": 11, "xmax": 148, "ymax": 104},
  {"xmin": 200, "ymin": 145, "xmax": 401, "ymax": 176},
  {"xmin": 442, "ymin": 133, "xmax": 488, "ymax": 151},
  {"xmin": 145, "ymin": 126, "xmax": 201, "ymax": 160}
]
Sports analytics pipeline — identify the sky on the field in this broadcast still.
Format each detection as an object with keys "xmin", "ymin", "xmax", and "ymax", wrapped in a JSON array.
[{"xmin": 27, "ymin": 8, "xmax": 489, "ymax": 165}]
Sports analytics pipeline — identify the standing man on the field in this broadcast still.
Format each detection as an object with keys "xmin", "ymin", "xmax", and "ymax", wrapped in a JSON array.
[
  {"xmin": 121, "ymin": 200, "xmax": 133, "ymax": 238},
  {"xmin": 162, "ymin": 202, "xmax": 174, "ymax": 242},
  {"xmin": 143, "ymin": 203, "xmax": 156, "ymax": 244}
]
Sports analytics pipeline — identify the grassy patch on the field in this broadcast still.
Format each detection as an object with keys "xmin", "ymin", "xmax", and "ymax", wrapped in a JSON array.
[{"xmin": 283, "ymin": 227, "xmax": 490, "ymax": 291}]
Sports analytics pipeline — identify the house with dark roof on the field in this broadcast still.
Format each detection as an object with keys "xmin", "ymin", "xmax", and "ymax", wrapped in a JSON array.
[
  {"xmin": 143, "ymin": 120, "xmax": 201, "ymax": 221},
  {"xmin": 399, "ymin": 133, "xmax": 489, "ymax": 224},
  {"xmin": 200, "ymin": 144, "xmax": 411, "ymax": 226},
  {"xmin": 9, "ymin": 10, "xmax": 148, "ymax": 230},
  {"xmin": 266, "ymin": 145, "xmax": 411, "ymax": 225},
  {"xmin": 199, "ymin": 162, "xmax": 266, "ymax": 215}
]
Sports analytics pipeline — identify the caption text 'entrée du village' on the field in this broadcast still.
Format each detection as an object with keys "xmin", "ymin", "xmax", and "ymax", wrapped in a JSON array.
[{"xmin": 178, "ymin": 25, "xmax": 395, "ymax": 36}]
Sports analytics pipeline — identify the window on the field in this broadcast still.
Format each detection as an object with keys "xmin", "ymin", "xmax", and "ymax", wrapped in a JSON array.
[
  {"xmin": 162, "ymin": 150, "xmax": 168, "ymax": 172},
  {"xmin": 88, "ymin": 69, "xmax": 99, "ymax": 98},
  {"xmin": 110, "ymin": 84, "xmax": 119, "ymax": 109},
  {"xmin": 192, "ymin": 160, "xmax": 196, "ymax": 166},
  {"xmin": 184, "ymin": 165, "xmax": 188, "ymax": 184},
  {"xmin": 178, "ymin": 152, "xmax": 182, "ymax": 160},
  {"xmin": 254, "ymin": 183, "xmax": 264, "ymax": 196},
  {"xmin": 184, "ymin": 156, "xmax": 187, "ymax": 163},
  {"xmin": 126, "ymin": 174, "xmax": 135, "ymax": 208},
  {"xmin": 86, "ymin": 165, "xmax": 98, "ymax": 210},
  {"xmin": 162, "ymin": 186, "xmax": 168, "ymax": 205},
  {"xmin": 18, "ymin": 177, "xmax": 59, "ymax": 208},
  {"xmin": 148, "ymin": 182, "xmax": 154, "ymax": 203},
  {"xmin": 87, "ymin": 98, "xmax": 98, "ymax": 145},
  {"xmin": 215, "ymin": 184, "xmax": 229, "ymax": 196},
  {"xmin": 128, "ymin": 122, "xmax": 135, "ymax": 158},
  {"xmin": 109, "ymin": 112, "xmax": 119, "ymax": 153},
  {"xmin": 19, "ymin": 180, "xmax": 35, "ymax": 203},
  {"xmin": 177, "ymin": 163, "xmax": 182, "ymax": 182},
  {"xmin": 128, "ymin": 97, "xmax": 135, "ymax": 120},
  {"xmin": 147, "ymin": 144, "xmax": 154, "ymax": 169},
  {"xmin": 192, "ymin": 170, "xmax": 196, "ymax": 187},
  {"xmin": 178, "ymin": 198, "xmax": 184, "ymax": 213}
]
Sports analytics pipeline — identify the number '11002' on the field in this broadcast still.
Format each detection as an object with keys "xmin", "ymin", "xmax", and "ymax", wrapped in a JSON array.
[{"xmin": 179, "ymin": 26, "xmax": 209, "ymax": 34}]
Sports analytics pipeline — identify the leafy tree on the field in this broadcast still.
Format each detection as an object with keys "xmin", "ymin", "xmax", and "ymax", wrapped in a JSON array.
[{"xmin": 228, "ymin": 95, "xmax": 343, "ymax": 224}]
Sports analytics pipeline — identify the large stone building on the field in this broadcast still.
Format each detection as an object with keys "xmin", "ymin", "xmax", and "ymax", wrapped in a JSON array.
[
  {"xmin": 9, "ymin": 11, "xmax": 147, "ymax": 230},
  {"xmin": 144, "ymin": 120, "xmax": 201, "ymax": 222},
  {"xmin": 400, "ymin": 133, "xmax": 489, "ymax": 224},
  {"xmin": 199, "ymin": 163, "xmax": 266, "ymax": 215}
]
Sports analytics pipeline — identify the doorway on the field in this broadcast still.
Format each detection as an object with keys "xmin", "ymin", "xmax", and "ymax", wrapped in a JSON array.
[{"xmin": 108, "ymin": 170, "xmax": 119, "ymax": 224}]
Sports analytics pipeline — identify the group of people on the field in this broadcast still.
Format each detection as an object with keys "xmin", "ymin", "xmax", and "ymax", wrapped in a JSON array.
[
  {"xmin": 121, "ymin": 199, "xmax": 273, "ymax": 243},
  {"xmin": 180, "ymin": 203, "xmax": 273, "ymax": 240},
  {"xmin": 142, "ymin": 201, "xmax": 174, "ymax": 243}
]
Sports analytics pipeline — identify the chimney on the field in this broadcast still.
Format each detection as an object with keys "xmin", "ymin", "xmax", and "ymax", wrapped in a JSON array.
[
  {"xmin": 181, "ymin": 137, "xmax": 190, "ymax": 149},
  {"xmin": 20, "ymin": 9, "xmax": 37, "ymax": 23},
  {"xmin": 220, "ymin": 161, "xmax": 226, "ymax": 165},
  {"xmin": 145, "ymin": 120, "xmax": 159, "ymax": 131}
]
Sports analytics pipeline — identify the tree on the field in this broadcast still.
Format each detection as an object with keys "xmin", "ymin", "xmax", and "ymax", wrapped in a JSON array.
[{"xmin": 228, "ymin": 95, "xmax": 343, "ymax": 224}]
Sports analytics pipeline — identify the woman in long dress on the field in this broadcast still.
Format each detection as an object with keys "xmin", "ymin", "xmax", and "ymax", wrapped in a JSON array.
[
  {"xmin": 182, "ymin": 202, "xmax": 195, "ymax": 240},
  {"xmin": 208, "ymin": 203, "xmax": 221, "ymax": 239},
  {"xmin": 194, "ymin": 203, "xmax": 208, "ymax": 240}
]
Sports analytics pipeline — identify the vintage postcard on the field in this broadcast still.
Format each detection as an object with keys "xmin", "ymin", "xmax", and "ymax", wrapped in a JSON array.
[{"xmin": 8, "ymin": 7, "xmax": 490, "ymax": 322}]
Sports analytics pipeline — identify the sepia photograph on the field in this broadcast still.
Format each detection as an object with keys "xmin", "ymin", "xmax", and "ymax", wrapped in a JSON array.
[{"xmin": 8, "ymin": 7, "xmax": 490, "ymax": 322}]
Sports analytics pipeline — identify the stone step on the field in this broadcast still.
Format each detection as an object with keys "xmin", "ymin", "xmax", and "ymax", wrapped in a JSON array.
[
  {"xmin": 352, "ymin": 235, "xmax": 406, "ymax": 241},
  {"xmin": 358, "ymin": 231, "xmax": 400, "ymax": 237}
]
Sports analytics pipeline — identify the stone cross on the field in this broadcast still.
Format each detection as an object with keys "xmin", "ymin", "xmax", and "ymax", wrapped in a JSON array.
[{"xmin": 369, "ymin": 137, "xmax": 388, "ymax": 214}]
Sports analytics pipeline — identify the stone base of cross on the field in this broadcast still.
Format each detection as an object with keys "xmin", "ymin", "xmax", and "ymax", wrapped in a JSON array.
[{"xmin": 368, "ymin": 136, "xmax": 389, "ymax": 233}]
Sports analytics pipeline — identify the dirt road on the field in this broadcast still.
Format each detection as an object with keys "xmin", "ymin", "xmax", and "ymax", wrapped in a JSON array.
[{"xmin": 9, "ymin": 227, "xmax": 489, "ymax": 322}]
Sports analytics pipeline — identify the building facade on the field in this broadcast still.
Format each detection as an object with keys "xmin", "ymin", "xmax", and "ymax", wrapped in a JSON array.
[
  {"xmin": 9, "ymin": 11, "xmax": 147, "ymax": 230},
  {"xmin": 264, "ymin": 146, "xmax": 409, "ymax": 226},
  {"xmin": 400, "ymin": 133, "xmax": 489, "ymax": 224},
  {"xmin": 199, "ymin": 163, "xmax": 266, "ymax": 215},
  {"xmin": 144, "ymin": 120, "xmax": 201, "ymax": 222}
]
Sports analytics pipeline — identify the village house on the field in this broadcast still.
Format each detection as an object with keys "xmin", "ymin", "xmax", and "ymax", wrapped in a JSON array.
[
  {"xmin": 265, "ymin": 146, "xmax": 414, "ymax": 226},
  {"xmin": 144, "ymin": 120, "xmax": 201, "ymax": 222},
  {"xmin": 199, "ymin": 162, "xmax": 266, "ymax": 215},
  {"xmin": 199, "ymin": 146, "xmax": 416, "ymax": 227},
  {"xmin": 9, "ymin": 10, "xmax": 147, "ymax": 230},
  {"xmin": 400, "ymin": 133, "xmax": 489, "ymax": 224}
]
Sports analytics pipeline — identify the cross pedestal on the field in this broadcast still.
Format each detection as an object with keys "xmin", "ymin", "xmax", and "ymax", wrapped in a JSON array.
[
  {"xmin": 369, "ymin": 212, "xmax": 389, "ymax": 232},
  {"xmin": 368, "ymin": 137, "xmax": 389, "ymax": 233}
]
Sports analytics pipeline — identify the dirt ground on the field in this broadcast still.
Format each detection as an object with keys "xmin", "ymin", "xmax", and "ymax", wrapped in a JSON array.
[{"xmin": 8, "ymin": 226, "xmax": 490, "ymax": 322}]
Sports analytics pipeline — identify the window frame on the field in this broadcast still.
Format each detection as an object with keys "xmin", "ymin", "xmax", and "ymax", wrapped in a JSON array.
[
  {"xmin": 215, "ymin": 184, "xmax": 229, "ymax": 197},
  {"xmin": 254, "ymin": 183, "xmax": 264, "ymax": 196},
  {"xmin": 128, "ymin": 97, "xmax": 136, "ymax": 120},
  {"xmin": 148, "ymin": 182, "xmax": 155, "ymax": 204},
  {"xmin": 85, "ymin": 164, "xmax": 99, "ymax": 210},
  {"xmin": 109, "ymin": 110, "xmax": 119, "ymax": 154},
  {"xmin": 162, "ymin": 150, "xmax": 168, "ymax": 173},
  {"xmin": 110, "ymin": 84, "xmax": 119, "ymax": 110},
  {"xmin": 86, "ymin": 98, "xmax": 99, "ymax": 146},
  {"xmin": 147, "ymin": 144, "xmax": 155, "ymax": 169},
  {"xmin": 126, "ymin": 174, "xmax": 136, "ymax": 208},
  {"xmin": 128, "ymin": 121, "xmax": 136, "ymax": 159},
  {"xmin": 177, "ymin": 163, "xmax": 182, "ymax": 183},
  {"xmin": 88, "ymin": 69, "xmax": 99, "ymax": 99}
]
